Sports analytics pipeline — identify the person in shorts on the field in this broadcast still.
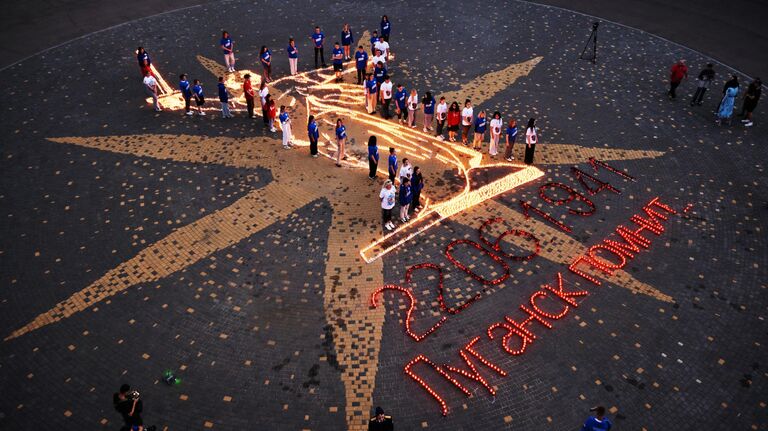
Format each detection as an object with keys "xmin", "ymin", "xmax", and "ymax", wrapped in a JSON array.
[
  {"xmin": 332, "ymin": 42, "xmax": 344, "ymax": 82},
  {"xmin": 192, "ymin": 79, "xmax": 205, "ymax": 116}
]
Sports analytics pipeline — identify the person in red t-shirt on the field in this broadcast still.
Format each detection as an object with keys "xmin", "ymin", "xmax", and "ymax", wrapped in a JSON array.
[
  {"xmin": 668, "ymin": 59, "xmax": 688, "ymax": 100},
  {"xmin": 243, "ymin": 74, "xmax": 255, "ymax": 118},
  {"xmin": 266, "ymin": 95, "xmax": 277, "ymax": 132},
  {"xmin": 446, "ymin": 101, "xmax": 461, "ymax": 143}
]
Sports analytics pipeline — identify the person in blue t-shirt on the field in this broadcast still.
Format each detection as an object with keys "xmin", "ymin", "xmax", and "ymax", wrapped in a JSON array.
[
  {"xmin": 387, "ymin": 147, "xmax": 398, "ymax": 183},
  {"xmin": 307, "ymin": 115, "xmax": 320, "ymax": 157},
  {"xmin": 394, "ymin": 84, "xmax": 408, "ymax": 124},
  {"xmin": 354, "ymin": 45, "xmax": 368, "ymax": 84},
  {"xmin": 286, "ymin": 38, "xmax": 299, "ymax": 75},
  {"xmin": 341, "ymin": 24, "xmax": 354, "ymax": 60},
  {"xmin": 259, "ymin": 45, "xmax": 272, "ymax": 83},
  {"xmin": 192, "ymin": 79, "xmax": 206, "ymax": 116},
  {"xmin": 504, "ymin": 118, "xmax": 518, "ymax": 161},
  {"xmin": 421, "ymin": 91, "xmax": 435, "ymax": 132},
  {"xmin": 373, "ymin": 62, "xmax": 387, "ymax": 88},
  {"xmin": 217, "ymin": 76, "xmax": 232, "ymax": 119},
  {"xmin": 398, "ymin": 178, "xmax": 412, "ymax": 222},
  {"xmin": 136, "ymin": 47, "xmax": 151, "ymax": 76},
  {"xmin": 472, "ymin": 110, "xmax": 487, "ymax": 150},
  {"xmin": 310, "ymin": 26, "xmax": 327, "ymax": 69},
  {"xmin": 367, "ymin": 135, "xmax": 379, "ymax": 180},
  {"xmin": 380, "ymin": 15, "xmax": 391, "ymax": 42},
  {"xmin": 369, "ymin": 31, "xmax": 379, "ymax": 55},
  {"xmin": 335, "ymin": 118, "xmax": 347, "ymax": 167},
  {"xmin": 220, "ymin": 31, "xmax": 235, "ymax": 72},
  {"xmin": 365, "ymin": 73, "xmax": 378, "ymax": 114},
  {"xmin": 179, "ymin": 74, "xmax": 193, "ymax": 116},
  {"xmin": 332, "ymin": 42, "xmax": 344, "ymax": 82},
  {"xmin": 580, "ymin": 406, "xmax": 612, "ymax": 431}
]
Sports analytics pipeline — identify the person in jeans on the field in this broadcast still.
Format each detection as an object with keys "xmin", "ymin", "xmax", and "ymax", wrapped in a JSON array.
[
  {"xmin": 379, "ymin": 181, "xmax": 396, "ymax": 231},
  {"xmin": 422, "ymin": 91, "xmax": 435, "ymax": 132},
  {"xmin": 307, "ymin": 115, "xmax": 319, "ymax": 157},
  {"xmin": 668, "ymin": 59, "xmax": 688, "ymax": 100},
  {"xmin": 354, "ymin": 45, "xmax": 368, "ymax": 85},
  {"xmin": 179, "ymin": 74, "xmax": 193, "ymax": 116},
  {"xmin": 243, "ymin": 74, "xmax": 255, "ymax": 118},
  {"xmin": 368, "ymin": 136, "xmax": 379, "ymax": 180},
  {"xmin": 220, "ymin": 31, "xmax": 235, "ymax": 72},
  {"xmin": 217, "ymin": 76, "xmax": 232, "ymax": 118},
  {"xmin": 504, "ymin": 118, "xmax": 517, "ymax": 161},
  {"xmin": 143, "ymin": 71, "xmax": 160, "ymax": 112},
  {"xmin": 380, "ymin": 16, "xmax": 392, "ymax": 42},
  {"xmin": 310, "ymin": 26, "xmax": 327, "ymax": 68},
  {"xmin": 260, "ymin": 45, "xmax": 272, "ymax": 83},
  {"xmin": 690, "ymin": 63, "xmax": 714, "ymax": 106},
  {"xmin": 287, "ymin": 38, "xmax": 299, "ymax": 75},
  {"xmin": 394, "ymin": 84, "xmax": 407, "ymax": 124}
]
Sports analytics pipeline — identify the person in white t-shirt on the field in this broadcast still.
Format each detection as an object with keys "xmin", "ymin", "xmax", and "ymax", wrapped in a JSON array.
[
  {"xmin": 407, "ymin": 90, "xmax": 419, "ymax": 128},
  {"xmin": 524, "ymin": 117, "xmax": 538, "ymax": 165},
  {"xmin": 461, "ymin": 99, "xmax": 473, "ymax": 145},
  {"xmin": 435, "ymin": 96, "xmax": 448, "ymax": 139},
  {"xmin": 374, "ymin": 39, "xmax": 390, "ymax": 60},
  {"xmin": 489, "ymin": 111, "xmax": 503, "ymax": 157},
  {"xmin": 379, "ymin": 75, "xmax": 393, "ymax": 119},
  {"xmin": 379, "ymin": 180, "xmax": 397, "ymax": 231},
  {"xmin": 143, "ymin": 72, "xmax": 161, "ymax": 111},
  {"xmin": 258, "ymin": 81, "xmax": 270, "ymax": 127},
  {"xmin": 371, "ymin": 49, "xmax": 386, "ymax": 68},
  {"xmin": 398, "ymin": 158, "xmax": 412, "ymax": 183}
]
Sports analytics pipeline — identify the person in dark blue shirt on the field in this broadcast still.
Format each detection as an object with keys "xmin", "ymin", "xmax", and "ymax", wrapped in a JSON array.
[
  {"xmin": 504, "ymin": 118, "xmax": 518, "ymax": 161},
  {"xmin": 310, "ymin": 26, "xmax": 327, "ymax": 69},
  {"xmin": 136, "ymin": 47, "xmax": 151, "ymax": 76},
  {"xmin": 472, "ymin": 110, "xmax": 487, "ymax": 150},
  {"xmin": 394, "ymin": 84, "xmax": 408, "ymax": 124},
  {"xmin": 367, "ymin": 135, "xmax": 379, "ymax": 180},
  {"xmin": 365, "ymin": 73, "xmax": 378, "ymax": 114},
  {"xmin": 217, "ymin": 76, "xmax": 232, "ymax": 118},
  {"xmin": 354, "ymin": 45, "xmax": 368, "ymax": 84},
  {"xmin": 335, "ymin": 118, "xmax": 347, "ymax": 167},
  {"xmin": 192, "ymin": 79, "xmax": 206, "ymax": 116},
  {"xmin": 580, "ymin": 406, "xmax": 612, "ymax": 431},
  {"xmin": 410, "ymin": 166, "xmax": 424, "ymax": 213},
  {"xmin": 374, "ymin": 62, "xmax": 387, "ymax": 88},
  {"xmin": 341, "ymin": 24, "xmax": 354, "ymax": 60},
  {"xmin": 387, "ymin": 147, "xmax": 398, "ymax": 183},
  {"xmin": 307, "ymin": 115, "xmax": 319, "ymax": 157},
  {"xmin": 259, "ymin": 45, "xmax": 272, "ymax": 83},
  {"xmin": 286, "ymin": 38, "xmax": 299, "ymax": 75},
  {"xmin": 179, "ymin": 74, "xmax": 193, "ymax": 116},
  {"xmin": 421, "ymin": 91, "xmax": 435, "ymax": 132},
  {"xmin": 380, "ymin": 15, "xmax": 391, "ymax": 42},
  {"xmin": 398, "ymin": 178, "xmax": 412, "ymax": 222},
  {"xmin": 220, "ymin": 31, "xmax": 235, "ymax": 72},
  {"xmin": 369, "ymin": 31, "xmax": 379, "ymax": 55},
  {"xmin": 332, "ymin": 42, "xmax": 344, "ymax": 82}
]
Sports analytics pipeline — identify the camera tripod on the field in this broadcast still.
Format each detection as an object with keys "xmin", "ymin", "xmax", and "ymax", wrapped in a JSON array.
[{"xmin": 579, "ymin": 22, "xmax": 599, "ymax": 64}]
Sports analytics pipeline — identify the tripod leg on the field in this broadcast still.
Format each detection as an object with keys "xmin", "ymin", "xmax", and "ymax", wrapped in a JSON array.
[
  {"xmin": 580, "ymin": 30, "xmax": 595, "ymax": 60},
  {"xmin": 592, "ymin": 31, "xmax": 597, "ymax": 64}
]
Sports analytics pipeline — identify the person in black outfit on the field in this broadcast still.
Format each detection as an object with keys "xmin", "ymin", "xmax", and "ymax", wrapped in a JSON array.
[
  {"xmin": 690, "ymin": 63, "xmax": 715, "ymax": 106},
  {"xmin": 368, "ymin": 406, "xmax": 394, "ymax": 431},
  {"xmin": 410, "ymin": 166, "xmax": 424, "ymax": 213},
  {"xmin": 113, "ymin": 384, "xmax": 144, "ymax": 431}
]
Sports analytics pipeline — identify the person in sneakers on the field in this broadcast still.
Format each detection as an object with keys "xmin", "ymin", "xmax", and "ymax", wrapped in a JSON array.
[
  {"xmin": 394, "ymin": 84, "xmax": 407, "ymax": 124},
  {"xmin": 489, "ymin": 111, "xmax": 502, "ymax": 157},
  {"xmin": 143, "ymin": 71, "xmax": 161, "ymax": 112},
  {"xmin": 217, "ymin": 76, "xmax": 232, "ymax": 118},
  {"xmin": 220, "ymin": 31, "xmax": 235, "ymax": 72},
  {"xmin": 407, "ymin": 89, "xmax": 419, "ymax": 128},
  {"xmin": 368, "ymin": 136, "xmax": 379, "ymax": 180},
  {"xmin": 279, "ymin": 106, "xmax": 293, "ymax": 149},
  {"xmin": 379, "ymin": 180, "xmax": 396, "ymax": 231},
  {"xmin": 504, "ymin": 118, "xmax": 518, "ymax": 161},
  {"xmin": 380, "ymin": 75, "xmax": 393, "ymax": 119},
  {"xmin": 422, "ymin": 91, "xmax": 435, "ymax": 132},
  {"xmin": 192, "ymin": 79, "xmax": 206, "ymax": 116},
  {"xmin": 435, "ymin": 96, "xmax": 448, "ymax": 139},
  {"xmin": 179, "ymin": 74, "xmax": 193, "ymax": 116},
  {"xmin": 307, "ymin": 115, "xmax": 319, "ymax": 157},
  {"xmin": 410, "ymin": 166, "xmax": 424, "ymax": 213},
  {"xmin": 335, "ymin": 118, "xmax": 347, "ymax": 167},
  {"xmin": 667, "ymin": 59, "xmax": 688, "ymax": 100},
  {"xmin": 266, "ymin": 95, "xmax": 277, "ymax": 132},
  {"xmin": 398, "ymin": 178, "xmax": 412, "ymax": 222},
  {"xmin": 740, "ymin": 78, "xmax": 761, "ymax": 127},
  {"xmin": 690, "ymin": 63, "xmax": 714, "ymax": 106}
]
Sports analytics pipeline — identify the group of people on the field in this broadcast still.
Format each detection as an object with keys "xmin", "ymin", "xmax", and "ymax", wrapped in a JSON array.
[{"xmin": 668, "ymin": 59, "xmax": 762, "ymax": 127}]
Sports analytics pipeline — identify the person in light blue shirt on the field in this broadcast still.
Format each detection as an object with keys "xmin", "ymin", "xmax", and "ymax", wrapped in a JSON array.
[
  {"xmin": 354, "ymin": 45, "xmax": 368, "ymax": 84},
  {"xmin": 310, "ymin": 26, "xmax": 326, "ymax": 68}
]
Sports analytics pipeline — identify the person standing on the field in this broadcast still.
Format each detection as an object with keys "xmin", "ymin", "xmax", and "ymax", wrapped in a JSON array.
[
  {"xmin": 369, "ymin": 32, "xmax": 379, "ymax": 56},
  {"xmin": 371, "ymin": 49, "xmax": 386, "ymax": 69},
  {"xmin": 422, "ymin": 91, "xmax": 435, "ymax": 132},
  {"xmin": 341, "ymin": 24, "xmax": 354, "ymax": 60},
  {"xmin": 387, "ymin": 147, "xmax": 397, "ymax": 183},
  {"xmin": 259, "ymin": 81, "xmax": 270, "ymax": 127},
  {"xmin": 365, "ymin": 73, "xmax": 378, "ymax": 114},
  {"xmin": 287, "ymin": 38, "xmax": 299, "ymax": 75},
  {"xmin": 266, "ymin": 95, "xmax": 277, "ymax": 132},
  {"xmin": 335, "ymin": 119, "xmax": 347, "ymax": 167},
  {"xmin": 137, "ymin": 47, "xmax": 151, "ymax": 76},
  {"xmin": 143, "ymin": 71, "xmax": 161, "ymax": 112},
  {"xmin": 218, "ymin": 76, "xmax": 232, "ymax": 118},
  {"xmin": 179, "ymin": 74, "xmax": 193, "ymax": 116},
  {"xmin": 310, "ymin": 26, "xmax": 327, "ymax": 68},
  {"xmin": 447, "ymin": 101, "xmax": 461, "ymax": 142},
  {"xmin": 461, "ymin": 99, "xmax": 473, "ymax": 145},
  {"xmin": 489, "ymin": 111, "xmax": 502, "ymax": 157},
  {"xmin": 307, "ymin": 115, "xmax": 319, "ymax": 157},
  {"xmin": 580, "ymin": 406, "xmax": 612, "ymax": 431},
  {"xmin": 398, "ymin": 158, "xmax": 412, "ymax": 184},
  {"xmin": 368, "ymin": 136, "xmax": 379, "ymax": 180},
  {"xmin": 113, "ymin": 384, "xmax": 146, "ymax": 431},
  {"xmin": 504, "ymin": 118, "xmax": 517, "ymax": 161},
  {"xmin": 380, "ymin": 75, "xmax": 393, "ymax": 119},
  {"xmin": 355, "ymin": 45, "xmax": 368, "ymax": 85},
  {"xmin": 716, "ymin": 84, "xmax": 739, "ymax": 125},
  {"xmin": 260, "ymin": 45, "xmax": 272, "ymax": 83},
  {"xmin": 524, "ymin": 118, "xmax": 538, "ymax": 165},
  {"xmin": 740, "ymin": 78, "xmax": 761, "ymax": 127},
  {"xmin": 690, "ymin": 63, "xmax": 714, "ymax": 106},
  {"xmin": 192, "ymin": 79, "xmax": 206, "ymax": 116},
  {"xmin": 407, "ymin": 89, "xmax": 419, "ymax": 128},
  {"xmin": 668, "ymin": 59, "xmax": 688, "ymax": 100},
  {"xmin": 374, "ymin": 38, "xmax": 390, "ymax": 62},
  {"xmin": 380, "ymin": 16, "xmax": 392, "ymax": 43},
  {"xmin": 399, "ymin": 178, "xmax": 412, "ymax": 222},
  {"xmin": 379, "ymin": 181, "xmax": 396, "ymax": 232},
  {"xmin": 435, "ymin": 96, "xmax": 448, "ymax": 139},
  {"xmin": 472, "ymin": 110, "xmax": 487, "ymax": 150},
  {"xmin": 410, "ymin": 166, "xmax": 424, "ymax": 213},
  {"xmin": 332, "ymin": 42, "xmax": 344, "ymax": 82},
  {"xmin": 243, "ymin": 74, "xmax": 255, "ymax": 118},
  {"xmin": 279, "ymin": 106, "xmax": 293, "ymax": 149},
  {"xmin": 220, "ymin": 31, "xmax": 235, "ymax": 72},
  {"xmin": 374, "ymin": 62, "xmax": 387, "ymax": 90},
  {"xmin": 394, "ymin": 84, "xmax": 408, "ymax": 124}
]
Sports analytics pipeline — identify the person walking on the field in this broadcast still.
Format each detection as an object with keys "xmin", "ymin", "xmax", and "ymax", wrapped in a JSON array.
[
  {"xmin": 399, "ymin": 178, "xmax": 412, "ymax": 223},
  {"xmin": 143, "ymin": 71, "xmax": 161, "ymax": 112},
  {"xmin": 332, "ymin": 42, "xmax": 344, "ymax": 82},
  {"xmin": 310, "ymin": 26, "xmax": 327, "ymax": 68},
  {"xmin": 380, "ymin": 16, "xmax": 392, "ymax": 43},
  {"xmin": 472, "ymin": 110, "xmax": 486, "ymax": 150},
  {"xmin": 355, "ymin": 45, "xmax": 368, "ymax": 84},
  {"xmin": 220, "ymin": 31, "xmax": 235, "ymax": 72},
  {"xmin": 137, "ymin": 47, "xmax": 152, "ymax": 76},
  {"xmin": 379, "ymin": 181, "xmax": 396, "ymax": 232},
  {"xmin": 690, "ymin": 63, "xmax": 714, "ymax": 106},
  {"xmin": 179, "ymin": 74, "xmax": 193, "ymax": 116},
  {"xmin": 341, "ymin": 24, "xmax": 354, "ymax": 60},
  {"xmin": 422, "ymin": 91, "xmax": 435, "ymax": 132},
  {"xmin": 394, "ymin": 84, "xmax": 408, "ymax": 124},
  {"xmin": 335, "ymin": 118, "xmax": 347, "ymax": 167},
  {"xmin": 435, "ymin": 96, "xmax": 448, "ymax": 139},
  {"xmin": 740, "ymin": 78, "xmax": 761, "ymax": 127},
  {"xmin": 489, "ymin": 111, "xmax": 502, "ymax": 157},
  {"xmin": 365, "ymin": 73, "xmax": 378, "ymax": 114},
  {"xmin": 279, "ymin": 106, "xmax": 293, "ymax": 149},
  {"xmin": 387, "ymin": 147, "xmax": 397, "ymax": 183},
  {"xmin": 580, "ymin": 406, "xmax": 612, "ymax": 431},
  {"xmin": 307, "ymin": 115, "xmax": 319, "ymax": 157},
  {"xmin": 287, "ymin": 38, "xmax": 299, "ymax": 75},
  {"xmin": 461, "ymin": 99, "xmax": 473, "ymax": 145},
  {"xmin": 243, "ymin": 74, "xmax": 255, "ymax": 118},
  {"xmin": 371, "ymin": 49, "xmax": 386, "ymax": 70},
  {"xmin": 407, "ymin": 89, "xmax": 419, "ymax": 128},
  {"xmin": 374, "ymin": 62, "xmax": 387, "ymax": 90},
  {"xmin": 524, "ymin": 118, "xmax": 538, "ymax": 164},
  {"xmin": 260, "ymin": 45, "xmax": 272, "ymax": 83},
  {"xmin": 266, "ymin": 95, "xmax": 277, "ymax": 132},
  {"xmin": 374, "ymin": 38, "xmax": 390, "ymax": 62},
  {"xmin": 217, "ymin": 76, "xmax": 232, "ymax": 118},
  {"xmin": 668, "ymin": 59, "xmax": 688, "ymax": 100},
  {"xmin": 369, "ymin": 32, "xmax": 379, "ymax": 56},
  {"xmin": 410, "ymin": 166, "xmax": 424, "ymax": 213},
  {"xmin": 716, "ymin": 84, "xmax": 739, "ymax": 125},
  {"xmin": 368, "ymin": 136, "xmax": 379, "ymax": 180},
  {"xmin": 192, "ymin": 79, "xmax": 206, "ymax": 116},
  {"xmin": 380, "ymin": 75, "xmax": 393, "ymax": 119},
  {"xmin": 259, "ymin": 81, "xmax": 270, "ymax": 127},
  {"xmin": 504, "ymin": 118, "xmax": 517, "ymax": 161},
  {"xmin": 447, "ymin": 101, "xmax": 461, "ymax": 142}
]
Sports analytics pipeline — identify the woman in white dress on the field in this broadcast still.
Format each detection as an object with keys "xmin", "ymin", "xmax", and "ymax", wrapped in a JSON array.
[{"xmin": 489, "ymin": 111, "xmax": 502, "ymax": 157}]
